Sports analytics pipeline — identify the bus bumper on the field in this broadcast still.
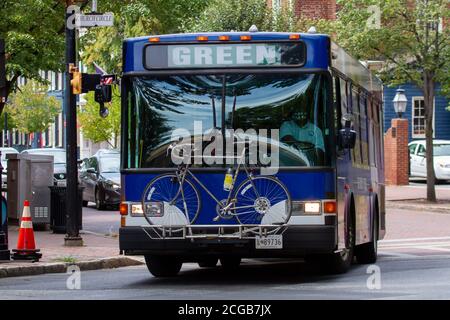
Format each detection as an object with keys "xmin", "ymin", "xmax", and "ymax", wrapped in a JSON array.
[{"xmin": 119, "ymin": 226, "xmax": 337, "ymax": 258}]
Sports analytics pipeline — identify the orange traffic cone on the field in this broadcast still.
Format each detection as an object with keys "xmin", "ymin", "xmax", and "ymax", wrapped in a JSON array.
[{"xmin": 11, "ymin": 200, "xmax": 42, "ymax": 262}]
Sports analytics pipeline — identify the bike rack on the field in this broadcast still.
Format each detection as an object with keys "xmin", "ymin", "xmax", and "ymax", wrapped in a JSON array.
[{"xmin": 141, "ymin": 224, "xmax": 289, "ymax": 241}]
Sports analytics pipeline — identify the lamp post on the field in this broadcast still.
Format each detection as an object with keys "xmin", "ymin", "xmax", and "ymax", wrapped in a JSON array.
[{"xmin": 393, "ymin": 88, "xmax": 407, "ymax": 118}]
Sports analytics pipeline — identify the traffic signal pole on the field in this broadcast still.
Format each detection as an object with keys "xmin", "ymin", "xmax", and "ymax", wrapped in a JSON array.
[{"xmin": 64, "ymin": 1, "xmax": 83, "ymax": 246}]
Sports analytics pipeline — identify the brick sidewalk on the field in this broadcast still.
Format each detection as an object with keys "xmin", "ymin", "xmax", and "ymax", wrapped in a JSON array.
[
  {"xmin": 386, "ymin": 184, "xmax": 450, "ymax": 201},
  {"xmin": 4, "ymin": 226, "xmax": 119, "ymax": 263}
]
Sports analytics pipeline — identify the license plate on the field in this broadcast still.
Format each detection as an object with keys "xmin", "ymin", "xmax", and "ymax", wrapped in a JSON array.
[{"xmin": 255, "ymin": 235, "xmax": 283, "ymax": 249}]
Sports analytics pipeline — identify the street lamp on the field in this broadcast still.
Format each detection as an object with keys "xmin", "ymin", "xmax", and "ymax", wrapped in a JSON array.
[{"xmin": 393, "ymin": 88, "xmax": 407, "ymax": 118}]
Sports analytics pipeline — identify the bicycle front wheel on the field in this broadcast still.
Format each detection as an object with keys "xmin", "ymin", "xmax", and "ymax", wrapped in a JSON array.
[
  {"xmin": 233, "ymin": 176, "xmax": 291, "ymax": 226},
  {"xmin": 142, "ymin": 174, "xmax": 201, "ymax": 227}
]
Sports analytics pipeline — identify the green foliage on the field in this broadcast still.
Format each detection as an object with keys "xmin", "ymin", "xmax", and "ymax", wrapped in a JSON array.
[
  {"xmin": 186, "ymin": 0, "xmax": 296, "ymax": 32},
  {"xmin": 0, "ymin": 0, "xmax": 65, "ymax": 90},
  {"xmin": 0, "ymin": 111, "xmax": 16, "ymax": 131},
  {"xmin": 331, "ymin": 0, "xmax": 449, "ymax": 92},
  {"xmin": 8, "ymin": 81, "xmax": 61, "ymax": 134},
  {"xmin": 80, "ymin": 0, "xmax": 210, "ymax": 74},
  {"xmin": 78, "ymin": 86, "xmax": 121, "ymax": 148},
  {"xmin": 329, "ymin": 0, "xmax": 449, "ymax": 201}
]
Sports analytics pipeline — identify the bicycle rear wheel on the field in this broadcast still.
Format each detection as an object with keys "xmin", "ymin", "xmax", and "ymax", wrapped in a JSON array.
[
  {"xmin": 142, "ymin": 174, "xmax": 201, "ymax": 228},
  {"xmin": 233, "ymin": 176, "xmax": 291, "ymax": 227}
]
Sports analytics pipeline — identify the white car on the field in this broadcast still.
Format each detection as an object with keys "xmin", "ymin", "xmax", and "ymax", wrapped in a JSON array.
[
  {"xmin": 0, "ymin": 147, "xmax": 19, "ymax": 189},
  {"xmin": 409, "ymin": 140, "xmax": 450, "ymax": 181}
]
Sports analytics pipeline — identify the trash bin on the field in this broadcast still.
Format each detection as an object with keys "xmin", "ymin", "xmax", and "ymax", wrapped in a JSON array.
[{"xmin": 49, "ymin": 186, "xmax": 83, "ymax": 234}]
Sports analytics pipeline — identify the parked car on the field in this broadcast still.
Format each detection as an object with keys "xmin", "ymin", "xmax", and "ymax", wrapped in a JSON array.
[
  {"xmin": 79, "ymin": 149, "xmax": 120, "ymax": 210},
  {"xmin": 0, "ymin": 147, "xmax": 19, "ymax": 189},
  {"xmin": 21, "ymin": 147, "xmax": 67, "ymax": 186},
  {"xmin": 409, "ymin": 140, "xmax": 450, "ymax": 181}
]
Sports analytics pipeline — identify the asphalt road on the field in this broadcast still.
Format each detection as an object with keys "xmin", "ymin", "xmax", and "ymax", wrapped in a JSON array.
[
  {"xmin": 81, "ymin": 203, "xmax": 120, "ymax": 236},
  {"xmin": 1, "ymin": 246, "xmax": 450, "ymax": 299},
  {"xmin": 5, "ymin": 184, "xmax": 446, "ymax": 300}
]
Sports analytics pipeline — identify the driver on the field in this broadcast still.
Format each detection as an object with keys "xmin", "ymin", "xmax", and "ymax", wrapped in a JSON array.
[{"xmin": 280, "ymin": 108, "xmax": 325, "ymax": 152}]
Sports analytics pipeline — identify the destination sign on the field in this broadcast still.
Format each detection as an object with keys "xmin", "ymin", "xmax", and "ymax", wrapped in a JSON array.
[{"xmin": 144, "ymin": 43, "xmax": 305, "ymax": 69}]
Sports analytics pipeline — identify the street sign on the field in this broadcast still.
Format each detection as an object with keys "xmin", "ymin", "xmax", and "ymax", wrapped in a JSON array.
[{"xmin": 75, "ymin": 13, "xmax": 114, "ymax": 27}]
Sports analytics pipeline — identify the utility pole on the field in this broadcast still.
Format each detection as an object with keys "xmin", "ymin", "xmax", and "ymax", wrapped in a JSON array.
[
  {"xmin": 0, "ymin": 39, "xmax": 5, "ymax": 148},
  {"xmin": 0, "ymin": 38, "xmax": 10, "ymax": 260},
  {"xmin": 64, "ymin": 0, "xmax": 83, "ymax": 246}
]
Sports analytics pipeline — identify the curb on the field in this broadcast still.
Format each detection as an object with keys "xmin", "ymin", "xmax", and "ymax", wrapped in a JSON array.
[
  {"xmin": 0, "ymin": 256, "xmax": 144, "ymax": 279},
  {"xmin": 386, "ymin": 201, "xmax": 450, "ymax": 213}
]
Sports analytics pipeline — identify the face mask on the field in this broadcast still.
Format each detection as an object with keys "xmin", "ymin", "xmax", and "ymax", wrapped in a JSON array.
[{"xmin": 293, "ymin": 111, "xmax": 307, "ymax": 122}]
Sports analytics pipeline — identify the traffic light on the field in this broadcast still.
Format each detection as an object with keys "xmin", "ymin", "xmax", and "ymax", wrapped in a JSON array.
[
  {"xmin": 70, "ymin": 72, "xmax": 102, "ymax": 95},
  {"xmin": 71, "ymin": 71, "xmax": 82, "ymax": 94},
  {"xmin": 95, "ymin": 84, "xmax": 112, "ymax": 118}
]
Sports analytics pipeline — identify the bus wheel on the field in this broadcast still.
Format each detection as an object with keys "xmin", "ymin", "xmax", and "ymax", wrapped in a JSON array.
[
  {"xmin": 144, "ymin": 255, "xmax": 182, "ymax": 277},
  {"xmin": 356, "ymin": 213, "xmax": 378, "ymax": 264},
  {"xmin": 220, "ymin": 257, "xmax": 241, "ymax": 271},
  {"xmin": 323, "ymin": 204, "xmax": 355, "ymax": 274},
  {"xmin": 198, "ymin": 257, "xmax": 218, "ymax": 268}
]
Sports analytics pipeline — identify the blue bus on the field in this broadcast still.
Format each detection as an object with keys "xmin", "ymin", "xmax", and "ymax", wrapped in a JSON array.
[{"xmin": 118, "ymin": 30, "xmax": 385, "ymax": 277}]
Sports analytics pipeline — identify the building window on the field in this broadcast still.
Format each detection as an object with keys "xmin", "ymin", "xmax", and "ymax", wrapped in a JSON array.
[{"xmin": 412, "ymin": 97, "xmax": 435, "ymax": 139}]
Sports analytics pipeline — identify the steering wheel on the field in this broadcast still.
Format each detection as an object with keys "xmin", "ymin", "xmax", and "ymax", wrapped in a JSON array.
[{"xmin": 288, "ymin": 140, "xmax": 316, "ymax": 151}]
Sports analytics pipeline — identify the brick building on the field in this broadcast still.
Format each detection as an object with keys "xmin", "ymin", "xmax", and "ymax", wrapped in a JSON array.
[{"xmin": 267, "ymin": 0, "xmax": 337, "ymax": 20}]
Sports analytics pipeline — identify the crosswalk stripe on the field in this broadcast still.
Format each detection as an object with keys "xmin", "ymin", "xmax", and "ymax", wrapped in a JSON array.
[{"xmin": 379, "ymin": 241, "xmax": 450, "ymax": 248}]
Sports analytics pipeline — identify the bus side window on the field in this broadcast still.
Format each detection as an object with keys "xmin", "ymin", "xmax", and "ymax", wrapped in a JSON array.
[
  {"xmin": 368, "ymin": 96, "xmax": 376, "ymax": 167},
  {"xmin": 373, "ymin": 100, "xmax": 382, "ymax": 169},
  {"xmin": 351, "ymin": 85, "xmax": 362, "ymax": 165},
  {"xmin": 360, "ymin": 93, "xmax": 369, "ymax": 166},
  {"xmin": 333, "ymin": 76, "xmax": 342, "ymax": 132}
]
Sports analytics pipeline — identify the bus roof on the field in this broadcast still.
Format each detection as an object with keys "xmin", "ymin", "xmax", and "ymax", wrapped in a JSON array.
[{"xmin": 123, "ymin": 31, "xmax": 382, "ymax": 93}]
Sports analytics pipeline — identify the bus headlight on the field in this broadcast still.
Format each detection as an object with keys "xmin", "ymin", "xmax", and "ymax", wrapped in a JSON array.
[
  {"xmin": 130, "ymin": 204, "xmax": 144, "ymax": 217},
  {"xmin": 304, "ymin": 202, "xmax": 321, "ymax": 214},
  {"xmin": 291, "ymin": 201, "xmax": 322, "ymax": 215}
]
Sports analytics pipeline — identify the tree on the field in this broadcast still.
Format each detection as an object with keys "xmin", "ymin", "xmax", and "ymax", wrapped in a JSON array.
[
  {"xmin": 330, "ymin": 0, "xmax": 449, "ymax": 202},
  {"xmin": 7, "ymin": 81, "xmax": 61, "ymax": 138},
  {"xmin": 78, "ymin": 86, "xmax": 120, "ymax": 148},
  {"xmin": 80, "ymin": 0, "xmax": 210, "ymax": 74},
  {"xmin": 185, "ymin": 0, "xmax": 296, "ymax": 32},
  {"xmin": 0, "ymin": 0, "xmax": 67, "ymax": 114}
]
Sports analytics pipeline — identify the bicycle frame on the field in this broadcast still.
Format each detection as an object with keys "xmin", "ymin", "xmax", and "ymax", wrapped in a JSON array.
[{"xmin": 170, "ymin": 147, "xmax": 262, "ymax": 219}]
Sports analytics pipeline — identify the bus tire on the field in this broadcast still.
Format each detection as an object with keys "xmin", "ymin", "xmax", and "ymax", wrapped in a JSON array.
[
  {"xmin": 323, "ymin": 199, "xmax": 355, "ymax": 274},
  {"xmin": 220, "ymin": 257, "xmax": 241, "ymax": 271},
  {"xmin": 144, "ymin": 255, "xmax": 182, "ymax": 277},
  {"xmin": 198, "ymin": 257, "xmax": 218, "ymax": 268},
  {"xmin": 356, "ymin": 209, "xmax": 378, "ymax": 264}
]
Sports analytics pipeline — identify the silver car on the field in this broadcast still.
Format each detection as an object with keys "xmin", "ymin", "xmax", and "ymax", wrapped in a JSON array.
[{"xmin": 21, "ymin": 148, "xmax": 67, "ymax": 186}]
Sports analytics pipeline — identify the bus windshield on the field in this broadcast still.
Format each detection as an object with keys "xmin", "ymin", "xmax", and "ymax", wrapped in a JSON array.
[{"xmin": 126, "ymin": 73, "xmax": 331, "ymax": 169}]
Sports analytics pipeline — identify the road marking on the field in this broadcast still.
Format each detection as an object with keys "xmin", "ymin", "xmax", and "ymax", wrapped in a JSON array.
[
  {"xmin": 378, "ymin": 236, "xmax": 450, "ymax": 256},
  {"xmin": 378, "ymin": 251, "xmax": 418, "ymax": 258},
  {"xmin": 380, "ymin": 241, "xmax": 450, "ymax": 248}
]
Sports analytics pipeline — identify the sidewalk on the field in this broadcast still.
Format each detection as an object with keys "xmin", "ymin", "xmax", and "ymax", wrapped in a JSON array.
[
  {"xmin": 0, "ymin": 227, "xmax": 143, "ymax": 278},
  {"xmin": 386, "ymin": 184, "xmax": 450, "ymax": 213}
]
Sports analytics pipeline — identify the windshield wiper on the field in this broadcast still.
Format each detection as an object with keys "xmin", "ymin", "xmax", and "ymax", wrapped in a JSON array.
[{"xmin": 211, "ymin": 96, "xmax": 217, "ymax": 128}]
